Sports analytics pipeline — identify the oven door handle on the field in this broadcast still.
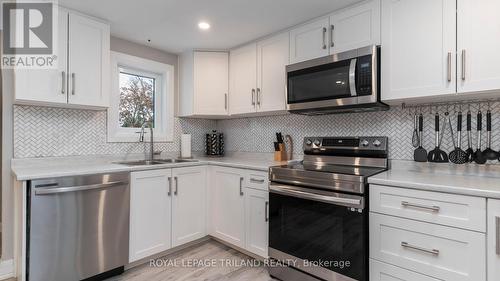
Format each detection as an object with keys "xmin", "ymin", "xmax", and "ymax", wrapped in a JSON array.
[{"xmin": 270, "ymin": 184, "xmax": 363, "ymax": 209}]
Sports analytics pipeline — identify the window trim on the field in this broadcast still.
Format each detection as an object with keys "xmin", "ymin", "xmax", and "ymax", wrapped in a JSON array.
[{"xmin": 108, "ymin": 51, "xmax": 174, "ymax": 142}]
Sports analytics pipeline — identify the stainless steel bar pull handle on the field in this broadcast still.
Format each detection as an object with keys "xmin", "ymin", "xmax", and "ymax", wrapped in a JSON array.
[
  {"xmin": 168, "ymin": 177, "xmax": 172, "ymax": 196},
  {"xmin": 496, "ymin": 217, "xmax": 500, "ymax": 255},
  {"xmin": 401, "ymin": 201, "xmax": 440, "ymax": 212},
  {"xmin": 322, "ymin": 27, "xmax": 327, "ymax": 49},
  {"xmin": 61, "ymin": 71, "xmax": 66, "ymax": 94},
  {"xmin": 447, "ymin": 52, "xmax": 452, "ymax": 82},
  {"xmin": 330, "ymin": 25, "xmax": 334, "ymax": 47},
  {"xmin": 174, "ymin": 176, "xmax": 178, "ymax": 195},
  {"xmin": 250, "ymin": 178, "xmax": 265, "ymax": 183},
  {"xmin": 461, "ymin": 49, "xmax": 466, "ymax": 81},
  {"xmin": 251, "ymin": 89, "xmax": 256, "ymax": 105},
  {"xmin": 239, "ymin": 177, "xmax": 244, "ymax": 196},
  {"xmin": 71, "ymin": 73, "xmax": 76, "ymax": 95},
  {"xmin": 224, "ymin": 93, "xmax": 228, "ymax": 110},
  {"xmin": 35, "ymin": 181, "xmax": 127, "ymax": 195},
  {"xmin": 401, "ymin": 242, "xmax": 440, "ymax": 256},
  {"xmin": 265, "ymin": 201, "xmax": 269, "ymax": 222}
]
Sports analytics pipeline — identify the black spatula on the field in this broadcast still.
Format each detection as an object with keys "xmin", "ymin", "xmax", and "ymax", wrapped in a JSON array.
[
  {"xmin": 449, "ymin": 111, "xmax": 468, "ymax": 164},
  {"xmin": 465, "ymin": 110, "xmax": 474, "ymax": 162},
  {"xmin": 428, "ymin": 113, "xmax": 449, "ymax": 163},
  {"xmin": 414, "ymin": 113, "xmax": 427, "ymax": 162}
]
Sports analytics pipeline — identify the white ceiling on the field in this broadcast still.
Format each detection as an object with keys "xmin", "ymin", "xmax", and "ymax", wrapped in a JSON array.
[{"xmin": 59, "ymin": 0, "xmax": 361, "ymax": 54}]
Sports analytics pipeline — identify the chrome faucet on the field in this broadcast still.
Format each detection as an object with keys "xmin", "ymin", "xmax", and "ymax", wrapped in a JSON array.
[{"xmin": 138, "ymin": 122, "xmax": 154, "ymax": 161}]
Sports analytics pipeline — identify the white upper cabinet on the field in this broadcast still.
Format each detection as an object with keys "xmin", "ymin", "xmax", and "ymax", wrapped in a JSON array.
[
  {"xmin": 67, "ymin": 12, "xmax": 109, "ymax": 107},
  {"xmin": 381, "ymin": 0, "xmax": 456, "ymax": 102},
  {"xmin": 289, "ymin": 17, "xmax": 330, "ymax": 64},
  {"xmin": 229, "ymin": 43, "xmax": 258, "ymax": 115},
  {"xmin": 14, "ymin": 8, "xmax": 110, "ymax": 109},
  {"xmin": 14, "ymin": 9, "xmax": 69, "ymax": 105},
  {"xmin": 289, "ymin": 0, "xmax": 381, "ymax": 64},
  {"xmin": 179, "ymin": 51, "xmax": 229, "ymax": 117},
  {"xmin": 330, "ymin": 0, "xmax": 380, "ymax": 54},
  {"xmin": 488, "ymin": 199, "xmax": 500, "ymax": 281},
  {"xmin": 256, "ymin": 32, "xmax": 289, "ymax": 113},
  {"xmin": 457, "ymin": 0, "xmax": 500, "ymax": 94},
  {"xmin": 171, "ymin": 166, "xmax": 207, "ymax": 247}
]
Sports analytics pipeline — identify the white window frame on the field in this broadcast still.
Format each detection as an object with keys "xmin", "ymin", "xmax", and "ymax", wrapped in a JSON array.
[{"xmin": 108, "ymin": 51, "xmax": 174, "ymax": 142}]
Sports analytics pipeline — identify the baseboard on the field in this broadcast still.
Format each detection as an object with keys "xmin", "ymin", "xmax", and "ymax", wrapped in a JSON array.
[{"xmin": 0, "ymin": 259, "xmax": 14, "ymax": 280}]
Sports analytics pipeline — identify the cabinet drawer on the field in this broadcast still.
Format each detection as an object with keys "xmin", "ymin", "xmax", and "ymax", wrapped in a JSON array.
[
  {"xmin": 370, "ymin": 259, "xmax": 442, "ymax": 281},
  {"xmin": 370, "ymin": 184, "xmax": 486, "ymax": 232},
  {"xmin": 370, "ymin": 213, "xmax": 486, "ymax": 281},
  {"xmin": 244, "ymin": 170, "xmax": 268, "ymax": 191}
]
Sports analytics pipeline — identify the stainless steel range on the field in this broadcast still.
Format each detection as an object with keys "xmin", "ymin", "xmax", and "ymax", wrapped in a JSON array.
[{"xmin": 268, "ymin": 136, "xmax": 388, "ymax": 281}]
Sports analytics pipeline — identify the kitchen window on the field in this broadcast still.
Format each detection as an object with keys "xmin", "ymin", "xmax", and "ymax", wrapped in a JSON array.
[{"xmin": 108, "ymin": 51, "xmax": 174, "ymax": 142}]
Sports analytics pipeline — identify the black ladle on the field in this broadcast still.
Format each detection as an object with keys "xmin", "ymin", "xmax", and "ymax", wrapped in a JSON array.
[
  {"xmin": 465, "ymin": 110, "xmax": 474, "ymax": 162},
  {"xmin": 449, "ymin": 111, "xmax": 468, "ymax": 164},
  {"xmin": 483, "ymin": 109, "xmax": 499, "ymax": 160},
  {"xmin": 473, "ymin": 111, "xmax": 487, "ymax": 164}
]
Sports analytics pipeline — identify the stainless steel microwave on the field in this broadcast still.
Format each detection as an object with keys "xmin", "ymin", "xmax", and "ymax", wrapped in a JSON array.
[{"xmin": 286, "ymin": 45, "xmax": 388, "ymax": 115}]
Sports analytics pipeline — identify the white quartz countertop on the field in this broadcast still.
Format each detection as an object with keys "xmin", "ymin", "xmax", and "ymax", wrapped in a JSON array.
[
  {"xmin": 369, "ymin": 160, "xmax": 500, "ymax": 199},
  {"xmin": 11, "ymin": 153, "xmax": 287, "ymax": 181}
]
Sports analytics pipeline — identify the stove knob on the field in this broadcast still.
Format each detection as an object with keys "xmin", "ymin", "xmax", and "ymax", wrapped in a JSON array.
[
  {"xmin": 305, "ymin": 139, "xmax": 313, "ymax": 146},
  {"xmin": 313, "ymin": 139, "xmax": 321, "ymax": 146},
  {"xmin": 373, "ymin": 140, "xmax": 382, "ymax": 147},
  {"xmin": 361, "ymin": 140, "xmax": 369, "ymax": 147}
]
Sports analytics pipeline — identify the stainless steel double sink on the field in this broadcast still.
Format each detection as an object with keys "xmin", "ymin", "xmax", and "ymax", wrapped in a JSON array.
[{"xmin": 115, "ymin": 159, "xmax": 198, "ymax": 166}]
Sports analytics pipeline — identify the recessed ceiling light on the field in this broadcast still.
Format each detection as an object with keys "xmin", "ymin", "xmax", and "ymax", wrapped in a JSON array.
[{"xmin": 198, "ymin": 22, "xmax": 210, "ymax": 30}]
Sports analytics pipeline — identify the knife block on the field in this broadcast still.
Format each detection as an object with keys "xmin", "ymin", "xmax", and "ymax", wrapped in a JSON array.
[{"xmin": 274, "ymin": 143, "xmax": 287, "ymax": 162}]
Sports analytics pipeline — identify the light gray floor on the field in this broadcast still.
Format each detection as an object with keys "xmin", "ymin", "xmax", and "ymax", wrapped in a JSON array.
[{"xmin": 107, "ymin": 240, "xmax": 277, "ymax": 281}]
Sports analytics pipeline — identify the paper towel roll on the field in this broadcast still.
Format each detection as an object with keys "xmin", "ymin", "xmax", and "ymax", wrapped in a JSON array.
[{"xmin": 181, "ymin": 134, "xmax": 192, "ymax": 158}]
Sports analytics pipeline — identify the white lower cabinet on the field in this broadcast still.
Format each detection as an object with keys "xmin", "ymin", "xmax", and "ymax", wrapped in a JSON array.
[
  {"xmin": 370, "ymin": 259, "xmax": 442, "ymax": 281},
  {"xmin": 130, "ymin": 166, "xmax": 207, "ymax": 262},
  {"xmin": 488, "ymin": 199, "xmax": 500, "ymax": 281},
  {"xmin": 210, "ymin": 167, "xmax": 246, "ymax": 248},
  {"xmin": 370, "ymin": 213, "xmax": 486, "ymax": 281},
  {"xmin": 172, "ymin": 166, "xmax": 207, "ymax": 247},
  {"xmin": 209, "ymin": 166, "xmax": 269, "ymax": 258},
  {"xmin": 244, "ymin": 188, "xmax": 269, "ymax": 257},
  {"xmin": 129, "ymin": 169, "xmax": 172, "ymax": 262}
]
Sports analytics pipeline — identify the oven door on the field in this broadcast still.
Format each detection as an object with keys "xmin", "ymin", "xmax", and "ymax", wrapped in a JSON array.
[{"xmin": 269, "ymin": 183, "xmax": 367, "ymax": 281}]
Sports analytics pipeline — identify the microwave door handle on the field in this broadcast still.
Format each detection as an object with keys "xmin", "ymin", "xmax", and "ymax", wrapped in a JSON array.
[{"xmin": 349, "ymin": 58, "xmax": 357, "ymax": 97}]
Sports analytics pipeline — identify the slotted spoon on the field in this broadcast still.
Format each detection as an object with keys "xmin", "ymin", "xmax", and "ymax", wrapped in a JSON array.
[{"xmin": 449, "ymin": 111, "xmax": 468, "ymax": 164}]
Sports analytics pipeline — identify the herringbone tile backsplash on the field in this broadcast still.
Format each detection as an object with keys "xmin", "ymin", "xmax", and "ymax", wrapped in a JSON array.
[
  {"xmin": 13, "ymin": 105, "xmax": 216, "ymax": 158},
  {"xmin": 217, "ymin": 102, "xmax": 500, "ymax": 160},
  {"xmin": 14, "ymin": 102, "xmax": 500, "ymax": 160}
]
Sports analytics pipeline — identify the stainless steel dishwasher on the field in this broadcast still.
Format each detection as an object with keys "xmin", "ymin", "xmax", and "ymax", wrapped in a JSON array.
[{"xmin": 28, "ymin": 173, "xmax": 130, "ymax": 281}]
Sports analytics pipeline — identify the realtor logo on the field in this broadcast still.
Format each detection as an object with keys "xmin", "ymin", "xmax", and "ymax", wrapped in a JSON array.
[{"xmin": 1, "ymin": 0, "xmax": 58, "ymax": 68}]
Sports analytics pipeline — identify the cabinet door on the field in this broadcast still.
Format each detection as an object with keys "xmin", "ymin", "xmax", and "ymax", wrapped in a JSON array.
[
  {"xmin": 172, "ymin": 166, "xmax": 207, "ymax": 247},
  {"xmin": 370, "ymin": 259, "xmax": 442, "ymax": 281},
  {"xmin": 457, "ymin": 0, "xmax": 500, "ymax": 94},
  {"xmin": 289, "ymin": 17, "xmax": 329, "ymax": 64},
  {"xmin": 256, "ymin": 33, "xmax": 289, "ymax": 113},
  {"xmin": 14, "ymin": 9, "xmax": 68, "ymax": 105},
  {"xmin": 194, "ymin": 51, "xmax": 229, "ymax": 115},
  {"xmin": 210, "ymin": 167, "xmax": 245, "ymax": 248},
  {"xmin": 129, "ymin": 169, "xmax": 172, "ymax": 262},
  {"xmin": 244, "ymin": 188, "xmax": 269, "ymax": 258},
  {"xmin": 330, "ymin": 0, "xmax": 380, "ymax": 54},
  {"xmin": 488, "ymin": 199, "xmax": 500, "ymax": 281},
  {"xmin": 68, "ymin": 12, "xmax": 109, "ymax": 107},
  {"xmin": 381, "ymin": 0, "xmax": 456, "ymax": 101},
  {"xmin": 229, "ymin": 43, "xmax": 257, "ymax": 115}
]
